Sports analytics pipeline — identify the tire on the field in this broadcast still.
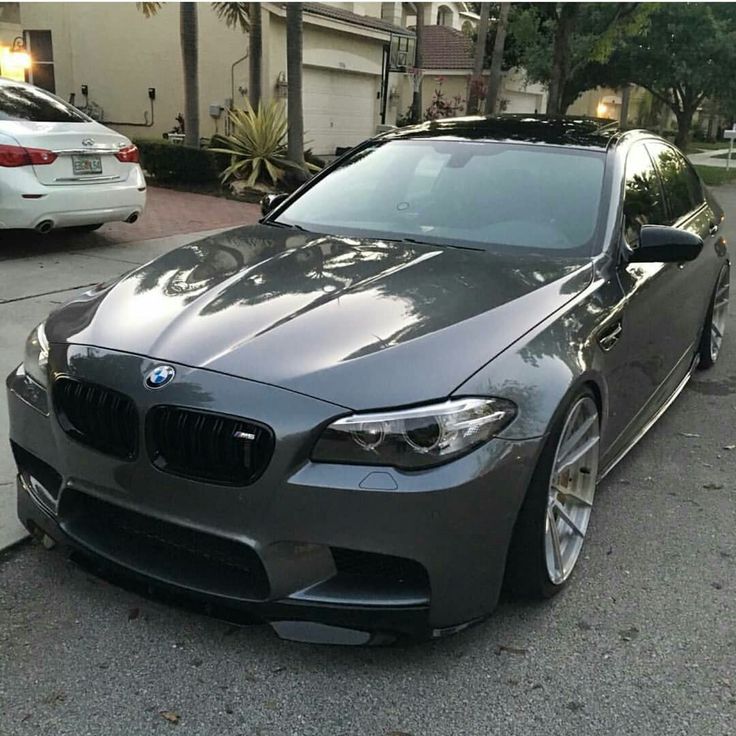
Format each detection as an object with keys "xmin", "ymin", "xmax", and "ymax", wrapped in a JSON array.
[
  {"xmin": 505, "ymin": 388, "xmax": 600, "ymax": 599},
  {"xmin": 698, "ymin": 265, "xmax": 730, "ymax": 370}
]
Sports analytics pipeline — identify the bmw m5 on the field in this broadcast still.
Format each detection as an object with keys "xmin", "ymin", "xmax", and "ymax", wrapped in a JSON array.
[{"xmin": 7, "ymin": 116, "xmax": 729, "ymax": 644}]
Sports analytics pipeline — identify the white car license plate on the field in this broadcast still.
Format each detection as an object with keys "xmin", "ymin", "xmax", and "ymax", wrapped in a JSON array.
[{"xmin": 72, "ymin": 154, "xmax": 102, "ymax": 175}]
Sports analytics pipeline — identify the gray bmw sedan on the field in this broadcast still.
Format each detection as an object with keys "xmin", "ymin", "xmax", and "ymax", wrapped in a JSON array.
[{"xmin": 7, "ymin": 116, "xmax": 729, "ymax": 644}]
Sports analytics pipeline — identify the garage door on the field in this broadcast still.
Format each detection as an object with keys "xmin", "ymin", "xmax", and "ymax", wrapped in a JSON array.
[{"xmin": 303, "ymin": 68, "xmax": 378, "ymax": 156}]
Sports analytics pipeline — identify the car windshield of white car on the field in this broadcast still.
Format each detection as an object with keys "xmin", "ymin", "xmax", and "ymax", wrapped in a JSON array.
[
  {"xmin": 0, "ymin": 85, "xmax": 88, "ymax": 123},
  {"xmin": 274, "ymin": 140, "xmax": 607, "ymax": 257}
]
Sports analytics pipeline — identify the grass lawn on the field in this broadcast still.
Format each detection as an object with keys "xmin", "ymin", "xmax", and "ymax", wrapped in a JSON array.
[{"xmin": 694, "ymin": 165, "xmax": 736, "ymax": 186}]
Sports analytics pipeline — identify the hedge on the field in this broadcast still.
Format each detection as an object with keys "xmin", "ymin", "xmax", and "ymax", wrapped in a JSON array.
[{"xmin": 133, "ymin": 139, "xmax": 228, "ymax": 185}]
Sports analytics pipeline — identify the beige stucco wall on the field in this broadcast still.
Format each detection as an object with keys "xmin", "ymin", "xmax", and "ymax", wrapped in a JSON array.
[
  {"xmin": 20, "ymin": 2, "xmax": 249, "ymax": 140},
  {"xmin": 17, "ymin": 2, "xmax": 389, "ymax": 147}
]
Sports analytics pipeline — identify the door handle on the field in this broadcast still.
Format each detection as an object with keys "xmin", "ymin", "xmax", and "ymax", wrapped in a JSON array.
[
  {"xmin": 709, "ymin": 223, "xmax": 719, "ymax": 236},
  {"xmin": 598, "ymin": 320, "xmax": 623, "ymax": 352}
]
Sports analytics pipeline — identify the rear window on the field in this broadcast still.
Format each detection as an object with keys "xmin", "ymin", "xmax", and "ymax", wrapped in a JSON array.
[
  {"xmin": 0, "ymin": 85, "xmax": 87, "ymax": 123},
  {"xmin": 275, "ymin": 139, "xmax": 606, "ymax": 256}
]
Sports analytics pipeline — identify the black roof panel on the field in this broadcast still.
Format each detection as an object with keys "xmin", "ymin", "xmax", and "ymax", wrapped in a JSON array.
[{"xmin": 383, "ymin": 114, "xmax": 620, "ymax": 149}]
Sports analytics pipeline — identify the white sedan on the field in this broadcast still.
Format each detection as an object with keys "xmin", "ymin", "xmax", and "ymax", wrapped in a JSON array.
[{"xmin": 0, "ymin": 78, "xmax": 146, "ymax": 232}]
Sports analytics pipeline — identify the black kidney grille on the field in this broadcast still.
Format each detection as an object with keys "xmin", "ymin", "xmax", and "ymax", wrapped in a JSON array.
[
  {"xmin": 53, "ymin": 378, "xmax": 138, "ymax": 460},
  {"xmin": 147, "ymin": 407, "xmax": 274, "ymax": 485}
]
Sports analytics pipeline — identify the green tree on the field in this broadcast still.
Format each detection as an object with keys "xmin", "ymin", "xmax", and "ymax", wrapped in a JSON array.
[
  {"xmin": 596, "ymin": 3, "xmax": 736, "ymax": 148},
  {"xmin": 509, "ymin": 3, "xmax": 653, "ymax": 115}
]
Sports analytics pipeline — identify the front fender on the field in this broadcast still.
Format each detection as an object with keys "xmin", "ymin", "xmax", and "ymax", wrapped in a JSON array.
[{"xmin": 453, "ymin": 276, "xmax": 620, "ymax": 444}]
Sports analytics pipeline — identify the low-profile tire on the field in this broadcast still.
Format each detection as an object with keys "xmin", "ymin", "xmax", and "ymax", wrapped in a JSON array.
[
  {"xmin": 698, "ymin": 265, "xmax": 730, "ymax": 370},
  {"xmin": 505, "ymin": 388, "xmax": 600, "ymax": 599}
]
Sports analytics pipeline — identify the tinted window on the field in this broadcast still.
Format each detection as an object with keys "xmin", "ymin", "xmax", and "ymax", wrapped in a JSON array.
[
  {"xmin": 623, "ymin": 143, "xmax": 666, "ymax": 245},
  {"xmin": 0, "ymin": 85, "xmax": 86, "ymax": 122},
  {"xmin": 276, "ymin": 140, "xmax": 606, "ymax": 255},
  {"xmin": 647, "ymin": 142, "xmax": 703, "ymax": 222}
]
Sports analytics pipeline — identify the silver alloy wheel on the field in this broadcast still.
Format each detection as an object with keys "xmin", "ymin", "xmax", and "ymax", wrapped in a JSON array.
[
  {"xmin": 710, "ymin": 267, "xmax": 730, "ymax": 363},
  {"xmin": 545, "ymin": 396, "xmax": 600, "ymax": 585}
]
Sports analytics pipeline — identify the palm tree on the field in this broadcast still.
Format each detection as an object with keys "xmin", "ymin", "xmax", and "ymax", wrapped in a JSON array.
[
  {"xmin": 286, "ymin": 3, "xmax": 306, "ymax": 171},
  {"xmin": 468, "ymin": 2, "xmax": 490, "ymax": 114},
  {"xmin": 485, "ymin": 2, "xmax": 511, "ymax": 114},
  {"xmin": 212, "ymin": 2, "xmax": 262, "ymax": 108},
  {"xmin": 136, "ymin": 1, "xmax": 199, "ymax": 146},
  {"xmin": 411, "ymin": 3, "xmax": 426, "ymax": 123},
  {"xmin": 179, "ymin": 2, "xmax": 200, "ymax": 146}
]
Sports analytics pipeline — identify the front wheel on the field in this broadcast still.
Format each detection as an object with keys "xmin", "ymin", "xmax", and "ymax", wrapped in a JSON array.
[
  {"xmin": 505, "ymin": 390, "xmax": 600, "ymax": 599},
  {"xmin": 698, "ymin": 264, "xmax": 730, "ymax": 370}
]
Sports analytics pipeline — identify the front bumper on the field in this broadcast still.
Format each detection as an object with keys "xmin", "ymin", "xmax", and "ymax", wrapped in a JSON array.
[{"xmin": 7, "ymin": 346, "xmax": 542, "ymax": 643}]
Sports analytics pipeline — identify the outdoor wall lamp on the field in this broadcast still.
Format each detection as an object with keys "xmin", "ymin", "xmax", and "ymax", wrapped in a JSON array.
[
  {"xmin": 3, "ymin": 37, "xmax": 31, "ymax": 71},
  {"xmin": 275, "ymin": 71, "xmax": 288, "ymax": 99}
]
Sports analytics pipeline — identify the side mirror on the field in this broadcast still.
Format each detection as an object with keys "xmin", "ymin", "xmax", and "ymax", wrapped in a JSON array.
[
  {"xmin": 628, "ymin": 225, "xmax": 703, "ymax": 263},
  {"xmin": 260, "ymin": 193, "xmax": 289, "ymax": 217}
]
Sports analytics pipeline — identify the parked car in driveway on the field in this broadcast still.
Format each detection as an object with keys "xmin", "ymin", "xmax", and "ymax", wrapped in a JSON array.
[
  {"xmin": 0, "ymin": 77, "xmax": 145, "ymax": 233},
  {"xmin": 7, "ymin": 115, "xmax": 729, "ymax": 644}
]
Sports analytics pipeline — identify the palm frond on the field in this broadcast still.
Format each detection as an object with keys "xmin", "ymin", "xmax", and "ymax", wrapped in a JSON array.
[
  {"xmin": 212, "ymin": 1, "xmax": 250, "ymax": 32},
  {"xmin": 136, "ymin": 1, "xmax": 164, "ymax": 18}
]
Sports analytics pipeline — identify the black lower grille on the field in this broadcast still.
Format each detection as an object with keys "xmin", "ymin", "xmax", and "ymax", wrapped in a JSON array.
[
  {"xmin": 59, "ymin": 489, "xmax": 270, "ymax": 600},
  {"xmin": 331, "ymin": 547, "xmax": 430, "ymax": 590},
  {"xmin": 11, "ymin": 441, "xmax": 62, "ymax": 500},
  {"xmin": 53, "ymin": 378, "xmax": 138, "ymax": 460},
  {"xmin": 146, "ymin": 406, "xmax": 274, "ymax": 485}
]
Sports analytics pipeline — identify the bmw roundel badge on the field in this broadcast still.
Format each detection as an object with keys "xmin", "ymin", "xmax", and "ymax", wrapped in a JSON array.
[{"xmin": 145, "ymin": 365, "xmax": 175, "ymax": 389}]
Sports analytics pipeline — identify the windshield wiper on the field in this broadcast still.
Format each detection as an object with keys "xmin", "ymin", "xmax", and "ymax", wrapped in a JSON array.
[
  {"xmin": 266, "ymin": 220, "xmax": 308, "ymax": 232},
  {"xmin": 398, "ymin": 237, "xmax": 485, "ymax": 253}
]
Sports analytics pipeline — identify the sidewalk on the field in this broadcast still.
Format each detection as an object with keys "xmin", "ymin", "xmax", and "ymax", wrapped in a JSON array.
[{"xmin": 688, "ymin": 147, "xmax": 736, "ymax": 168}]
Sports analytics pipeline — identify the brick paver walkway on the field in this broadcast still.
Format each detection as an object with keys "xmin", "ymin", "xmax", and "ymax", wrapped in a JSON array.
[{"xmin": 98, "ymin": 186, "xmax": 260, "ymax": 243}]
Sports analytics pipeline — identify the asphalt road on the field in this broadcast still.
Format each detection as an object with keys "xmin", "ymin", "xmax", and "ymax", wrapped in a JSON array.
[{"xmin": 2, "ymin": 193, "xmax": 736, "ymax": 735}]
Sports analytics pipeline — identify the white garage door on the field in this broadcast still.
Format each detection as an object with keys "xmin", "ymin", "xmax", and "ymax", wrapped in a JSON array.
[
  {"xmin": 504, "ymin": 90, "xmax": 544, "ymax": 114},
  {"xmin": 303, "ymin": 67, "xmax": 378, "ymax": 156}
]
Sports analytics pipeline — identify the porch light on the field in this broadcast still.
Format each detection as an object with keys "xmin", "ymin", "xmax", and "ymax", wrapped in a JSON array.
[
  {"xmin": 1, "ymin": 37, "xmax": 32, "ymax": 76},
  {"xmin": 596, "ymin": 102, "xmax": 608, "ymax": 117}
]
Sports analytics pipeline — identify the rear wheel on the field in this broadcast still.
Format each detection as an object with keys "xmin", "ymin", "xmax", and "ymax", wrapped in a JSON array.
[
  {"xmin": 505, "ymin": 390, "xmax": 600, "ymax": 598},
  {"xmin": 698, "ymin": 265, "xmax": 730, "ymax": 370}
]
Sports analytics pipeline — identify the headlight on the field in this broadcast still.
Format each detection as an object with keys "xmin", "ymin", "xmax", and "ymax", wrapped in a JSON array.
[
  {"xmin": 23, "ymin": 322, "xmax": 49, "ymax": 388},
  {"xmin": 312, "ymin": 397, "xmax": 517, "ymax": 470}
]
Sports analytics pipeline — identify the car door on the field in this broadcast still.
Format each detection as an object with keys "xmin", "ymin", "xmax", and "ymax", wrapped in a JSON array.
[
  {"xmin": 601, "ymin": 141, "xmax": 672, "ymax": 451},
  {"xmin": 646, "ymin": 141, "xmax": 716, "ymax": 352}
]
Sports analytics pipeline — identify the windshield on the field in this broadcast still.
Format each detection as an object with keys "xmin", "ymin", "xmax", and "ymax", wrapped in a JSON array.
[
  {"xmin": 275, "ymin": 140, "xmax": 606, "ymax": 255},
  {"xmin": 0, "ymin": 85, "xmax": 88, "ymax": 123}
]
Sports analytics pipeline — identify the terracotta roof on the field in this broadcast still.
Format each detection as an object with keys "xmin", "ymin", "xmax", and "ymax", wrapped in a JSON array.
[
  {"xmin": 302, "ymin": 3, "xmax": 413, "ymax": 37},
  {"xmin": 421, "ymin": 25, "xmax": 473, "ymax": 70}
]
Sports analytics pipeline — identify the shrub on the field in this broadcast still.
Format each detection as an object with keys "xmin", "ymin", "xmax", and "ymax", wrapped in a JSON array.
[
  {"xmin": 133, "ymin": 139, "xmax": 228, "ymax": 185},
  {"xmin": 210, "ymin": 100, "xmax": 317, "ymax": 191}
]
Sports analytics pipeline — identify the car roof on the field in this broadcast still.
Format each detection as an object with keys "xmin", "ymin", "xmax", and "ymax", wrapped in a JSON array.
[{"xmin": 382, "ymin": 114, "xmax": 621, "ymax": 150}]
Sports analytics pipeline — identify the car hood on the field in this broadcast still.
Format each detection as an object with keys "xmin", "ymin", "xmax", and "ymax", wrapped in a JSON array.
[{"xmin": 46, "ymin": 225, "xmax": 593, "ymax": 409}]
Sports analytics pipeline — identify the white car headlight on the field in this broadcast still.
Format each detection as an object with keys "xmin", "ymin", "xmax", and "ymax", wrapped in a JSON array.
[
  {"xmin": 312, "ymin": 397, "xmax": 517, "ymax": 470},
  {"xmin": 23, "ymin": 322, "xmax": 49, "ymax": 388}
]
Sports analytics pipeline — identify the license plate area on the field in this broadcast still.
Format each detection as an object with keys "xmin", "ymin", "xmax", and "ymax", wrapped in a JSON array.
[{"xmin": 71, "ymin": 154, "xmax": 102, "ymax": 175}]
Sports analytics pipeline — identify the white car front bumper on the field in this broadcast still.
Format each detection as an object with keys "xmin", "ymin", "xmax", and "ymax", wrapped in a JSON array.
[{"xmin": 0, "ymin": 165, "xmax": 147, "ymax": 230}]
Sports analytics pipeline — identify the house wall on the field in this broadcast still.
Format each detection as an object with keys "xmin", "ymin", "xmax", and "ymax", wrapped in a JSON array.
[
  {"xmin": 16, "ymin": 2, "xmax": 389, "ymax": 153},
  {"xmin": 19, "ymin": 2, "xmax": 249, "ymax": 140}
]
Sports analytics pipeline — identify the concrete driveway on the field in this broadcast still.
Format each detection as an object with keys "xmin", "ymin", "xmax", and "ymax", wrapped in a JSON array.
[
  {"xmin": 1, "ymin": 188, "xmax": 735, "ymax": 735},
  {"xmin": 0, "ymin": 188, "xmax": 260, "ymax": 549}
]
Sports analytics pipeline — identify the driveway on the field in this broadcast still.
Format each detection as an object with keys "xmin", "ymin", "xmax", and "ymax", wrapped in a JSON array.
[
  {"xmin": 1, "ymin": 188, "xmax": 735, "ymax": 736},
  {"xmin": 0, "ymin": 188, "xmax": 260, "ymax": 549}
]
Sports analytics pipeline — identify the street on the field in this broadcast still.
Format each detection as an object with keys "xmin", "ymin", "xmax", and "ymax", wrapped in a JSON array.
[{"xmin": 0, "ymin": 187, "xmax": 735, "ymax": 736}]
